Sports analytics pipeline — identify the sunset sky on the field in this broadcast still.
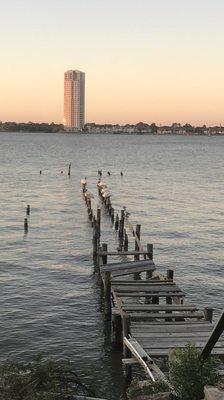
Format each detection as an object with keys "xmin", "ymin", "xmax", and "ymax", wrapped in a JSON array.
[{"xmin": 0, "ymin": 0, "xmax": 224, "ymax": 125}]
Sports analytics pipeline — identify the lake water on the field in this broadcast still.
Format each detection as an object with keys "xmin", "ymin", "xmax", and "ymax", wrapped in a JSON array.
[{"xmin": 0, "ymin": 132, "xmax": 223, "ymax": 399}]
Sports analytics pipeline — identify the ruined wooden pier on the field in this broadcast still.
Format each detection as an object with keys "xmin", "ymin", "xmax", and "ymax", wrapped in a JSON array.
[{"xmin": 81, "ymin": 176, "xmax": 224, "ymax": 384}]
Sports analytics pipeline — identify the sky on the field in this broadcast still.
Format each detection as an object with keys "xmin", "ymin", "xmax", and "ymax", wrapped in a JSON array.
[{"xmin": 0, "ymin": 0, "xmax": 224, "ymax": 126}]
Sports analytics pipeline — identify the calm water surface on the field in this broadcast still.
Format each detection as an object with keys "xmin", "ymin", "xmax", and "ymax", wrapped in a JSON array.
[{"xmin": 0, "ymin": 132, "xmax": 223, "ymax": 399}]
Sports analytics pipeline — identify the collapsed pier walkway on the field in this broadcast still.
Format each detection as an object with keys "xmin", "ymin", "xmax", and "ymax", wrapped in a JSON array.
[{"xmin": 82, "ymin": 176, "xmax": 224, "ymax": 382}]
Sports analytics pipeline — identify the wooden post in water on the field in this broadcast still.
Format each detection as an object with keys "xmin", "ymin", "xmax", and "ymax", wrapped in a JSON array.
[
  {"xmin": 97, "ymin": 208, "xmax": 101, "ymax": 240},
  {"xmin": 104, "ymin": 271, "xmax": 111, "ymax": 319},
  {"xmin": 124, "ymin": 231, "xmax": 128, "ymax": 251},
  {"xmin": 24, "ymin": 218, "xmax": 28, "ymax": 233},
  {"xmin": 88, "ymin": 208, "xmax": 93, "ymax": 221},
  {"xmin": 68, "ymin": 163, "xmax": 71, "ymax": 176},
  {"xmin": 134, "ymin": 224, "xmax": 141, "ymax": 261},
  {"xmin": 92, "ymin": 217, "xmax": 98, "ymax": 260},
  {"xmin": 204, "ymin": 307, "xmax": 213, "ymax": 323},
  {"xmin": 134, "ymin": 224, "xmax": 141, "ymax": 279},
  {"xmin": 164, "ymin": 269, "xmax": 174, "ymax": 319},
  {"xmin": 101, "ymin": 243, "xmax": 108, "ymax": 265},
  {"xmin": 122, "ymin": 314, "xmax": 131, "ymax": 356},
  {"xmin": 146, "ymin": 243, "xmax": 153, "ymax": 279},
  {"xmin": 115, "ymin": 214, "xmax": 119, "ymax": 230},
  {"xmin": 26, "ymin": 205, "xmax": 30, "ymax": 215},
  {"xmin": 111, "ymin": 208, "xmax": 114, "ymax": 224},
  {"xmin": 112, "ymin": 313, "xmax": 122, "ymax": 348},
  {"xmin": 107, "ymin": 198, "xmax": 111, "ymax": 213},
  {"xmin": 102, "ymin": 243, "xmax": 111, "ymax": 319},
  {"xmin": 201, "ymin": 310, "xmax": 224, "ymax": 361},
  {"xmin": 119, "ymin": 209, "xmax": 125, "ymax": 242},
  {"xmin": 145, "ymin": 243, "xmax": 153, "ymax": 303},
  {"xmin": 166, "ymin": 269, "xmax": 174, "ymax": 306},
  {"xmin": 122, "ymin": 313, "xmax": 132, "ymax": 382}
]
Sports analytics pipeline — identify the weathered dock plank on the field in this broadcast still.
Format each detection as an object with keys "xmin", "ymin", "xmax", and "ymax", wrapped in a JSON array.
[
  {"xmin": 128, "ymin": 312, "xmax": 205, "ymax": 320},
  {"xmin": 100, "ymin": 259, "xmax": 155, "ymax": 272},
  {"xmin": 112, "ymin": 280, "xmax": 174, "ymax": 285},
  {"xmin": 123, "ymin": 304, "xmax": 198, "ymax": 312},
  {"xmin": 100, "ymin": 260, "xmax": 156, "ymax": 277},
  {"xmin": 131, "ymin": 332, "xmax": 212, "ymax": 339},
  {"xmin": 113, "ymin": 284, "xmax": 182, "ymax": 292},
  {"xmin": 127, "ymin": 347, "xmax": 224, "ymax": 357},
  {"xmin": 131, "ymin": 322, "xmax": 214, "ymax": 332},
  {"xmin": 115, "ymin": 291, "xmax": 185, "ymax": 298},
  {"xmin": 98, "ymin": 250, "xmax": 150, "ymax": 256},
  {"xmin": 138, "ymin": 339, "xmax": 224, "ymax": 349}
]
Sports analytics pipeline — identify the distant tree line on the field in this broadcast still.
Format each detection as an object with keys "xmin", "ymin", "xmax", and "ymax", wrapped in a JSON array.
[{"xmin": 0, "ymin": 121, "xmax": 64, "ymax": 133}]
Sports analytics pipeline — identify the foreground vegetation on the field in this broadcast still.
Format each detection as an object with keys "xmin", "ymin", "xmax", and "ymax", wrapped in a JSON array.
[
  {"xmin": 127, "ymin": 345, "xmax": 220, "ymax": 400},
  {"xmin": 0, "ymin": 354, "xmax": 94, "ymax": 400},
  {"xmin": 0, "ymin": 346, "xmax": 221, "ymax": 400}
]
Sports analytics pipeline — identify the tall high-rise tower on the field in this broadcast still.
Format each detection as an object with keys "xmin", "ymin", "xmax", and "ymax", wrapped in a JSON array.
[{"xmin": 64, "ymin": 70, "xmax": 85, "ymax": 131}]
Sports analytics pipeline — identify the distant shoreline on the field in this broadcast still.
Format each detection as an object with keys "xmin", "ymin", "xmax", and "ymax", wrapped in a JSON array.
[{"xmin": 1, "ymin": 130, "xmax": 224, "ymax": 137}]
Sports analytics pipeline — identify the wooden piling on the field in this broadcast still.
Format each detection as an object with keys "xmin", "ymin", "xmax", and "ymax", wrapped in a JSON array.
[
  {"xmin": 104, "ymin": 271, "xmax": 111, "ymax": 319},
  {"xmin": 204, "ymin": 307, "xmax": 213, "ymax": 322},
  {"xmin": 119, "ymin": 209, "xmax": 125, "ymax": 241},
  {"xmin": 24, "ymin": 218, "xmax": 28, "ymax": 232},
  {"xmin": 97, "ymin": 208, "xmax": 101, "ymax": 238},
  {"xmin": 124, "ymin": 231, "xmax": 128, "ymax": 251},
  {"xmin": 92, "ymin": 217, "xmax": 98, "ymax": 259},
  {"xmin": 102, "ymin": 243, "xmax": 111, "ymax": 319},
  {"xmin": 115, "ymin": 214, "xmax": 119, "ymax": 230},
  {"xmin": 146, "ymin": 243, "xmax": 153, "ymax": 279},
  {"xmin": 26, "ymin": 205, "xmax": 30, "ymax": 215},
  {"xmin": 88, "ymin": 209, "xmax": 93, "ymax": 221},
  {"xmin": 134, "ymin": 224, "xmax": 141, "ymax": 261},
  {"xmin": 101, "ymin": 243, "xmax": 108, "ymax": 265},
  {"xmin": 111, "ymin": 208, "xmax": 114, "ymax": 224},
  {"xmin": 112, "ymin": 312, "xmax": 122, "ymax": 348},
  {"xmin": 122, "ymin": 314, "xmax": 131, "ymax": 358},
  {"xmin": 68, "ymin": 163, "xmax": 71, "ymax": 176},
  {"xmin": 167, "ymin": 269, "xmax": 174, "ymax": 281}
]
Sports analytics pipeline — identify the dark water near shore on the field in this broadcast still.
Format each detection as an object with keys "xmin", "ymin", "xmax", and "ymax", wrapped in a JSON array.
[{"xmin": 0, "ymin": 132, "xmax": 223, "ymax": 399}]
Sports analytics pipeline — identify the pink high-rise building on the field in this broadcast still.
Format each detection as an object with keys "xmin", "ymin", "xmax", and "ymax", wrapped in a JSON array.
[{"xmin": 64, "ymin": 70, "xmax": 85, "ymax": 131}]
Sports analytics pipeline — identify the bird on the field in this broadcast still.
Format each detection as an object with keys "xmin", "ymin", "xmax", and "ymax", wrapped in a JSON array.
[
  {"xmin": 120, "ymin": 171, "xmax": 123, "ymax": 176},
  {"xmin": 107, "ymin": 171, "xmax": 111, "ymax": 176}
]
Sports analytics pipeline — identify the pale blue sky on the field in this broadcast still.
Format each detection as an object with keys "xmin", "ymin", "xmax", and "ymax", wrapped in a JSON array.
[{"xmin": 1, "ymin": 0, "xmax": 224, "ymax": 124}]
